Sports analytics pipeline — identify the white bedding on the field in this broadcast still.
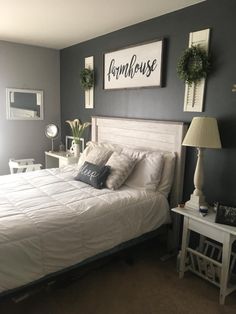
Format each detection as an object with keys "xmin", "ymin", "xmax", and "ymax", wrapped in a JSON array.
[{"xmin": 0, "ymin": 166, "xmax": 170, "ymax": 293}]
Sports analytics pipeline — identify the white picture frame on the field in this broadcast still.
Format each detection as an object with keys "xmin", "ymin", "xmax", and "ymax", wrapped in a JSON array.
[
  {"xmin": 103, "ymin": 39, "xmax": 164, "ymax": 90},
  {"xmin": 66, "ymin": 136, "xmax": 85, "ymax": 152},
  {"xmin": 6, "ymin": 88, "xmax": 44, "ymax": 120}
]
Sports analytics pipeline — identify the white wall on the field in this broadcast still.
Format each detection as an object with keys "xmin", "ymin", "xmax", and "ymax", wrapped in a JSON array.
[{"xmin": 0, "ymin": 41, "xmax": 60, "ymax": 175}]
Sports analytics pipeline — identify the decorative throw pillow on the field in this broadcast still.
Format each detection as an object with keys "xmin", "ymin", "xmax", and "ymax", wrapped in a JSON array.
[
  {"xmin": 75, "ymin": 162, "xmax": 111, "ymax": 189},
  {"xmin": 125, "ymin": 152, "xmax": 164, "ymax": 191},
  {"xmin": 78, "ymin": 145, "xmax": 113, "ymax": 170},
  {"xmin": 78, "ymin": 141, "xmax": 121, "ymax": 169},
  {"xmin": 105, "ymin": 152, "xmax": 137, "ymax": 190},
  {"xmin": 86, "ymin": 146, "xmax": 112, "ymax": 165}
]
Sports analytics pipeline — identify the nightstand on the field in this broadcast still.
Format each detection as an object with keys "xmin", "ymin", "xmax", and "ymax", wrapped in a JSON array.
[
  {"xmin": 45, "ymin": 151, "xmax": 79, "ymax": 168},
  {"xmin": 172, "ymin": 207, "xmax": 236, "ymax": 305}
]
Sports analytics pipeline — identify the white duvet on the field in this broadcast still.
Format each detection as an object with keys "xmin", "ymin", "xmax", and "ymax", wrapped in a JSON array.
[{"xmin": 0, "ymin": 166, "xmax": 169, "ymax": 293}]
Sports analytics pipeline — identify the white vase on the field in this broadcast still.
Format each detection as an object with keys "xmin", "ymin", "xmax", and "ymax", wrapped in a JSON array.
[{"xmin": 73, "ymin": 143, "xmax": 80, "ymax": 157}]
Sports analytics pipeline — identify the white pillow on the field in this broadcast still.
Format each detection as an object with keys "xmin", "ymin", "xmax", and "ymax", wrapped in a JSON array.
[
  {"xmin": 157, "ymin": 152, "xmax": 176, "ymax": 197},
  {"xmin": 78, "ymin": 141, "xmax": 122, "ymax": 169},
  {"xmin": 125, "ymin": 152, "xmax": 164, "ymax": 191},
  {"xmin": 106, "ymin": 152, "xmax": 137, "ymax": 190},
  {"xmin": 121, "ymin": 147, "xmax": 147, "ymax": 160},
  {"xmin": 77, "ymin": 142, "xmax": 94, "ymax": 168},
  {"xmin": 122, "ymin": 147, "xmax": 176, "ymax": 196}
]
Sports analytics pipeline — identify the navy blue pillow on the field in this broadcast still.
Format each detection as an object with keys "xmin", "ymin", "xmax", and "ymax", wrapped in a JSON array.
[{"xmin": 75, "ymin": 161, "xmax": 111, "ymax": 189}]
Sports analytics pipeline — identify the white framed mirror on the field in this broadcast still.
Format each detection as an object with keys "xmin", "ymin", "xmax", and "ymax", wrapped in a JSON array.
[{"xmin": 6, "ymin": 88, "xmax": 44, "ymax": 120}]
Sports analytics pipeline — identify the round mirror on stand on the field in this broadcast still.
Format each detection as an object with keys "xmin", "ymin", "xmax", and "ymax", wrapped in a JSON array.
[{"xmin": 45, "ymin": 124, "xmax": 59, "ymax": 152}]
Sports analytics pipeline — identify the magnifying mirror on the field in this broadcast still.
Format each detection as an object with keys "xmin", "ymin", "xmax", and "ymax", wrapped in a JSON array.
[{"xmin": 45, "ymin": 124, "xmax": 59, "ymax": 152}]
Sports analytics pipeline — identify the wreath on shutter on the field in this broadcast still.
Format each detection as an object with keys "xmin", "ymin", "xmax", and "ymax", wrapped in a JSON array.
[
  {"xmin": 177, "ymin": 45, "xmax": 211, "ymax": 85},
  {"xmin": 80, "ymin": 68, "xmax": 94, "ymax": 90}
]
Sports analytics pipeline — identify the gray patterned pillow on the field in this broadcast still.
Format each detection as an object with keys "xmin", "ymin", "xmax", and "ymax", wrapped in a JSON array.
[
  {"xmin": 105, "ymin": 152, "xmax": 137, "ymax": 190},
  {"xmin": 83, "ymin": 146, "xmax": 113, "ymax": 167}
]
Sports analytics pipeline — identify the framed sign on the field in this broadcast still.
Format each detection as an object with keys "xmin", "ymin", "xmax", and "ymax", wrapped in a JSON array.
[
  {"xmin": 103, "ymin": 39, "xmax": 164, "ymax": 90},
  {"xmin": 65, "ymin": 136, "xmax": 85, "ymax": 152},
  {"xmin": 215, "ymin": 204, "xmax": 236, "ymax": 227}
]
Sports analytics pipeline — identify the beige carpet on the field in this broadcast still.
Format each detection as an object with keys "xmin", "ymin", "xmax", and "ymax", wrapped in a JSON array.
[{"xmin": 0, "ymin": 239, "xmax": 236, "ymax": 314}]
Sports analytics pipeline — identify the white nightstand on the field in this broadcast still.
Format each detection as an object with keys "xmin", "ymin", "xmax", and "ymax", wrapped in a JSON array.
[
  {"xmin": 172, "ymin": 207, "xmax": 236, "ymax": 305},
  {"xmin": 45, "ymin": 151, "xmax": 79, "ymax": 168}
]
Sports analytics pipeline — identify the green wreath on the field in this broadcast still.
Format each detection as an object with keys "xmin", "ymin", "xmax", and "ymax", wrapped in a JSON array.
[
  {"xmin": 80, "ymin": 68, "xmax": 94, "ymax": 90},
  {"xmin": 177, "ymin": 46, "xmax": 211, "ymax": 85}
]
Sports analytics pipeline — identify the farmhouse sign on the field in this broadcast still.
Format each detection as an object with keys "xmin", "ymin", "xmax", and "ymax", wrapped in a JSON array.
[{"xmin": 103, "ymin": 40, "xmax": 164, "ymax": 90}]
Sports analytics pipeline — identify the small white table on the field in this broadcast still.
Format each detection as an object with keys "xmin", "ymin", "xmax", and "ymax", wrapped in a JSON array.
[
  {"xmin": 45, "ymin": 151, "xmax": 79, "ymax": 168},
  {"xmin": 172, "ymin": 207, "xmax": 236, "ymax": 305}
]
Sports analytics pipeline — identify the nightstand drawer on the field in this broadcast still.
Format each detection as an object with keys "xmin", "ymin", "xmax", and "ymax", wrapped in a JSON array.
[{"xmin": 189, "ymin": 219, "xmax": 225, "ymax": 243}]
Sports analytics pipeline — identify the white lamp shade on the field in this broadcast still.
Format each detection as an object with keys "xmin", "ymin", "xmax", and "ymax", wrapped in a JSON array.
[{"xmin": 182, "ymin": 117, "xmax": 222, "ymax": 149}]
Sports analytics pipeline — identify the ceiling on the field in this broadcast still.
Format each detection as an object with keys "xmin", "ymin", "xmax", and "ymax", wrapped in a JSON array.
[{"xmin": 0, "ymin": 0, "xmax": 205, "ymax": 50}]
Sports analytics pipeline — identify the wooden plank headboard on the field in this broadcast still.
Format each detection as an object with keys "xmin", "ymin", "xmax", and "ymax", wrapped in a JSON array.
[{"xmin": 91, "ymin": 116, "xmax": 187, "ymax": 207}]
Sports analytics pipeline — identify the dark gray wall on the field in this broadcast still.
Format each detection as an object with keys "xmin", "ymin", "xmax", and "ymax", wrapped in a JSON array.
[
  {"xmin": 0, "ymin": 41, "xmax": 60, "ymax": 175},
  {"xmin": 60, "ymin": 0, "xmax": 236, "ymax": 205}
]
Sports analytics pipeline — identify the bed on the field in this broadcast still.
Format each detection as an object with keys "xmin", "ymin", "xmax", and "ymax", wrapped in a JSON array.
[{"xmin": 0, "ymin": 116, "xmax": 187, "ymax": 296}]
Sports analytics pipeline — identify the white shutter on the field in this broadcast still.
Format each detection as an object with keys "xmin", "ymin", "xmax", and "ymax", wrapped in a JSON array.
[
  {"xmin": 183, "ymin": 29, "xmax": 210, "ymax": 112},
  {"xmin": 84, "ymin": 56, "xmax": 94, "ymax": 109}
]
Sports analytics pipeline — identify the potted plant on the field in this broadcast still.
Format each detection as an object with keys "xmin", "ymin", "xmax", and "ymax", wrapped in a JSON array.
[{"xmin": 66, "ymin": 119, "xmax": 91, "ymax": 157}]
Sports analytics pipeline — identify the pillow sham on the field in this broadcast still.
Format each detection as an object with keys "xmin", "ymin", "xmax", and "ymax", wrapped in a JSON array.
[
  {"xmin": 105, "ymin": 152, "xmax": 137, "ymax": 190},
  {"xmin": 75, "ymin": 161, "xmax": 111, "ymax": 189},
  {"xmin": 157, "ymin": 152, "xmax": 176, "ymax": 197},
  {"xmin": 125, "ymin": 152, "xmax": 164, "ymax": 191},
  {"xmin": 121, "ymin": 147, "xmax": 147, "ymax": 160},
  {"xmin": 122, "ymin": 147, "xmax": 176, "ymax": 196}
]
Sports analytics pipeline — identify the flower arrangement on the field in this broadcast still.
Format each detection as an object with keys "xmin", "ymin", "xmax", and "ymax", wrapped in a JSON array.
[{"xmin": 66, "ymin": 119, "xmax": 91, "ymax": 144}]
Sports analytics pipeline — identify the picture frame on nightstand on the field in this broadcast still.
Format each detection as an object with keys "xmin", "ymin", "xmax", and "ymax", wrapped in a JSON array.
[
  {"xmin": 215, "ymin": 204, "xmax": 236, "ymax": 227},
  {"xmin": 65, "ymin": 136, "xmax": 85, "ymax": 153}
]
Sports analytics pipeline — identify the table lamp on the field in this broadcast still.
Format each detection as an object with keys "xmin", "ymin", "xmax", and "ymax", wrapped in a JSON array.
[{"xmin": 182, "ymin": 117, "xmax": 222, "ymax": 210}]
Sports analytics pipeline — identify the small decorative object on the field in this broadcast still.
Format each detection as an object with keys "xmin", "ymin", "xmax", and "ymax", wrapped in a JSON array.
[
  {"xmin": 45, "ymin": 124, "xmax": 59, "ymax": 152},
  {"xmin": 215, "ymin": 204, "xmax": 236, "ymax": 227},
  {"xmin": 103, "ymin": 39, "xmax": 164, "ymax": 90},
  {"xmin": 80, "ymin": 68, "xmax": 94, "ymax": 90},
  {"xmin": 182, "ymin": 117, "xmax": 222, "ymax": 210},
  {"xmin": 70, "ymin": 141, "xmax": 80, "ymax": 157},
  {"xmin": 213, "ymin": 201, "xmax": 219, "ymax": 212},
  {"xmin": 232, "ymin": 84, "xmax": 236, "ymax": 92},
  {"xmin": 66, "ymin": 119, "xmax": 90, "ymax": 157},
  {"xmin": 199, "ymin": 205, "xmax": 208, "ymax": 217},
  {"xmin": 177, "ymin": 45, "xmax": 211, "ymax": 86},
  {"xmin": 59, "ymin": 141, "xmax": 65, "ymax": 152}
]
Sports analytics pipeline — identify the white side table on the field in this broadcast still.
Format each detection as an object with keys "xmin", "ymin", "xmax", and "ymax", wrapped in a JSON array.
[
  {"xmin": 45, "ymin": 151, "xmax": 79, "ymax": 168},
  {"xmin": 172, "ymin": 207, "xmax": 236, "ymax": 305}
]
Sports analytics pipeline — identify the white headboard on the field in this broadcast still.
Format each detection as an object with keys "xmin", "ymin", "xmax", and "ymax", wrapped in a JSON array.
[{"xmin": 92, "ymin": 116, "xmax": 187, "ymax": 207}]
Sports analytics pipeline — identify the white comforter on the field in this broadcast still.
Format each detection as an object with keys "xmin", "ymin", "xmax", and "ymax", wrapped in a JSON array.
[{"xmin": 0, "ymin": 166, "xmax": 169, "ymax": 293}]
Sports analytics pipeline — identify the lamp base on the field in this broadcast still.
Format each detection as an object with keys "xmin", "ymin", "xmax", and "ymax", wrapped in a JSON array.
[{"xmin": 185, "ymin": 194, "xmax": 207, "ymax": 210}]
